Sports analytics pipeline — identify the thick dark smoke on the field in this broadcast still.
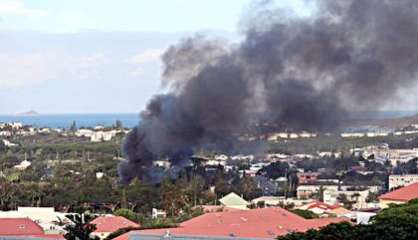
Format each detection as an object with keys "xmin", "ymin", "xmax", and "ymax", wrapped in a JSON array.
[{"xmin": 119, "ymin": 0, "xmax": 418, "ymax": 184}]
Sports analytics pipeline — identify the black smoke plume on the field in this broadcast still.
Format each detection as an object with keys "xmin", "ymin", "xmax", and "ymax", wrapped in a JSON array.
[{"xmin": 119, "ymin": 0, "xmax": 418, "ymax": 184}]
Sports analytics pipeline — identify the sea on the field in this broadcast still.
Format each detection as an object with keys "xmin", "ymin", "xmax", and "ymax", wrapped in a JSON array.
[
  {"xmin": 0, "ymin": 113, "xmax": 140, "ymax": 129},
  {"xmin": 0, "ymin": 111, "xmax": 417, "ymax": 129}
]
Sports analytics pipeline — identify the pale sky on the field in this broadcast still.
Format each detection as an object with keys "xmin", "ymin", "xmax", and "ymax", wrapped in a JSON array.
[
  {"xmin": 0, "ymin": 0, "xmax": 313, "ymax": 114},
  {"xmin": 0, "ymin": 0, "xmax": 416, "ymax": 114}
]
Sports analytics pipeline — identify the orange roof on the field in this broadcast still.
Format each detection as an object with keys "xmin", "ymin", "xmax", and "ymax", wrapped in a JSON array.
[
  {"xmin": 379, "ymin": 182, "xmax": 418, "ymax": 202},
  {"xmin": 328, "ymin": 207, "xmax": 351, "ymax": 215},
  {"xmin": 90, "ymin": 216, "xmax": 140, "ymax": 233},
  {"xmin": 304, "ymin": 201, "xmax": 341, "ymax": 211},
  {"xmin": 0, "ymin": 218, "xmax": 44, "ymax": 236},
  {"xmin": 134, "ymin": 207, "xmax": 348, "ymax": 239}
]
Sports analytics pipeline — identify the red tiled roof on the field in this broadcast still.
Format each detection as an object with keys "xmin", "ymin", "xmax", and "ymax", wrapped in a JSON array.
[
  {"xmin": 0, "ymin": 218, "xmax": 44, "ymax": 236},
  {"xmin": 379, "ymin": 182, "xmax": 418, "ymax": 202},
  {"xmin": 135, "ymin": 207, "xmax": 348, "ymax": 239},
  {"xmin": 90, "ymin": 216, "xmax": 140, "ymax": 233},
  {"xmin": 305, "ymin": 201, "xmax": 340, "ymax": 210}
]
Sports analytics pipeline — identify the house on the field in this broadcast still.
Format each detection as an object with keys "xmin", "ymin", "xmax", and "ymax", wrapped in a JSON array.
[
  {"xmin": 0, "ymin": 207, "xmax": 70, "ymax": 234},
  {"xmin": 219, "ymin": 192, "xmax": 249, "ymax": 210},
  {"xmin": 2, "ymin": 139, "xmax": 18, "ymax": 147},
  {"xmin": 387, "ymin": 149, "xmax": 418, "ymax": 166},
  {"xmin": 296, "ymin": 185, "xmax": 339, "ymax": 199},
  {"xmin": 297, "ymin": 201, "xmax": 351, "ymax": 217},
  {"xmin": 323, "ymin": 188, "xmax": 371, "ymax": 209},
  {"xmin": 362, "ymin": 145, "xmax": 418, "ymax": 166},
  {"xmin": 151, "ymin": 208, "xmax": 167, "ymax": 219},
  {"xmin": 121, "ymin": 207, "xmax": 348, "ymax": 240},
  {"xmin": 328, "ymin": 206, "xmax": 352, "ymax": 217},
  {"xmin": 90, "ymin": 215, "xmax": 140, "ymax": 239},
  {"xmin": 75, "ymin": 129, "xmax": 94, "ymax": 137},
  {"xmin": 251, "ymin": 196, "xmax": 284, "ymax": 206},
  {"xmin": 350, "ymin": 211, "xmax": 377, "ymax": 224},
  {"xmin": 341, "ymin": 133, "xmax": 365, "ymax": 138},
  {"xmin": 379, "ymin": 182, "xmax": 418, "ymax": 208},
  {"xmin": 0, "ymin": 218, "xmax": 44, "ymax": 236},
  {"xmin": 90, "ymin": 130, "xmax": 117, "ymax": 142},
  {"xmin": 13, "ymin": 160, "xmax": 31, "ymax": 170},
  {"xmin": 389, "ymin": 174, "xmax": 418, "ymax": 190},
  {"xmin": 0, "ymin": 218, "xmax": 63, "ymax": 240}
]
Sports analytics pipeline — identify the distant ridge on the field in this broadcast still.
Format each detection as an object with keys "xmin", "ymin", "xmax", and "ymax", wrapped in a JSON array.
[
  {"xmin": 16, "ymin": 110, "xmax": 39, "ymax": 116},
  {"xmin": 344, "ymin": 114, "xmax": 418, "ymax": 129}
]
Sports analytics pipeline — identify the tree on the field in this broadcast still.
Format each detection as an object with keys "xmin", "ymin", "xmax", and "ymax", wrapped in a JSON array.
[
  {"xmin": 311, "ymin": 185, "xmax": 325, "ymax": 201},
  {"xmin": 366, "ymin": 191, "xmax": 379, "ymax": 203},
  {"xmin": 70, "ymin": 121, "xmax": 77, "ymax": 132},
  {"xmin": 64, "ymin": 214, "xmax": 99, "ymax": 240},
  {"xmin": 337, "ymin": 193, "xmax": 353, "ymax": 209},
  {"xmin": 115, "ymin": 120, "xmax": 123, "ymax": 130},
  {"xmin": 160, "ymin": 179, "xmax": 189, "ymax": 216},
  {"xmin": 0, "ymin": 140, "xmax": 5, "ymax": 153},
  {"xmin": 237, "ymin": 177, "xmax": 260, "ymax": 200},
  {"xmin": 114, "ymin": 208, "xmax": 140, "ymax": 223},
  {"xmin": 186, "ymin": 175, "xmax": 205, "ymax": 206},
  {"xmin": 291, "ymin": 209, "xmax": 319, "ymax": 219},
  {"xmin": 0, "ymin": 179, "xmax": 19, "ymax": 210}
]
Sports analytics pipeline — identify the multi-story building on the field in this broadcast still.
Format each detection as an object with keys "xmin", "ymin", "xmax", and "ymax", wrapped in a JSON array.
[
  {"xmin": 296, "ymin": 185, "xmax": 338, "ymax": 199},
  {"xmin": 323, "ymin": 186, "xmax": 380, "ymax": 209},
  {"xmin": 389, "ymin": 174, "xmax": 418, "ymax": 190}
]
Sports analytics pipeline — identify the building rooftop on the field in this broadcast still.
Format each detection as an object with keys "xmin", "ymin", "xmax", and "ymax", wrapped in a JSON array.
[
  {"xmin": 300, "ymin": 201, "xmax": 341, "ymax": 211},
  {"xmin": 131, "ymin": 207, "xmax": 348, "ymax": 239},
  {"xmin": 379, "ymin": 182, "xmax": 418, "ymax": 202},
  {"xmin": 0, "ymin": 218, "xmax": 44, "ymax": 236},
  {"xmin": 90, "ymin": 215, "xmax": 140, "ymax": 233},
  {"xmin": 219, "ymin": 192, "xmax": 249, "ymax": 207}
]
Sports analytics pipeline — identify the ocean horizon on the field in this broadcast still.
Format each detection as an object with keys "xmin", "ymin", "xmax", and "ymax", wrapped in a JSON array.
[
  {"xmin": 0, "ymin": 111, "xmax": 417, "ymax": 129},
  {"xmin": 0, "ymin": 113, "xmax": 140, "ymax": 129}
]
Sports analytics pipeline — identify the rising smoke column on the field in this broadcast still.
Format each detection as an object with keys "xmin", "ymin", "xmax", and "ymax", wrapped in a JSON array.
[{"xmin": 119, "ymin": 0, "xmax": 418, "ymax": 184}]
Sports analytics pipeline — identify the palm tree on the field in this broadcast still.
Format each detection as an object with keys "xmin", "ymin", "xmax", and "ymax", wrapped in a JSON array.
[{"xmin": 64, "ymin": 214, "xmax": 99, "ymax": 240}]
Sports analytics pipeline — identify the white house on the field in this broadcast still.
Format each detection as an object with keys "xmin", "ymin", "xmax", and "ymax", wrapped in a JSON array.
[
  {"xmin": 0, "ymin": 207, "xmax": 70, "ymax": 234},
  {"xmin": 13, "ymin": 160, "xmax": 31, "ymax": 170},
  {"xmin": 2, "ymin": 139, "xmax": 18, "ymax": 147},
  {"xmin": 75, "ymin": 129, "xmax": 94, "ymax": 137},
  {"xmin": 152, "ymin": 208, "xmax": 167, "ymax": 219},
  {"xmin": 323, "ymin": 186, "xmax": 379, "ymax": 210},
  {"xmin": 389, "ymin": 174, "xmax": 418, "ymax": 190},
  {"xmin": 90, "ymin": 130, "xmax": 117, "ymax": 142}
]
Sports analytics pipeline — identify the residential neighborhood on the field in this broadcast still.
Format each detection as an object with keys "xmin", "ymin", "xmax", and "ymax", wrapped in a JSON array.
[
  {"xmin": 1, "ymin": 118, "xmax": 418, "ymax": 239},
  {"xmin": 3, "ymin": 0, "xmax": 418, "ymax": 239}
]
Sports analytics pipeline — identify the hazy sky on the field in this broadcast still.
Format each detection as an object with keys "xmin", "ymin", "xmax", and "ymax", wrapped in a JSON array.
[{"xmin": 0, "ymin": 0, "xmax": 416, "ymax": 114}]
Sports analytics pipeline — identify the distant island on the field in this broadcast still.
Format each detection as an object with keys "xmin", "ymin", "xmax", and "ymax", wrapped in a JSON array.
[{"xmin": 16, "ymin": 110, "xmax": 39, "ymax": 116}]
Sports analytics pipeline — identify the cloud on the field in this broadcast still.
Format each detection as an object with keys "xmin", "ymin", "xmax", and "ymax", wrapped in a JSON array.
[{"xmin": 0, "ymin": 0, "xmax": 46, "ymax": 17}]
